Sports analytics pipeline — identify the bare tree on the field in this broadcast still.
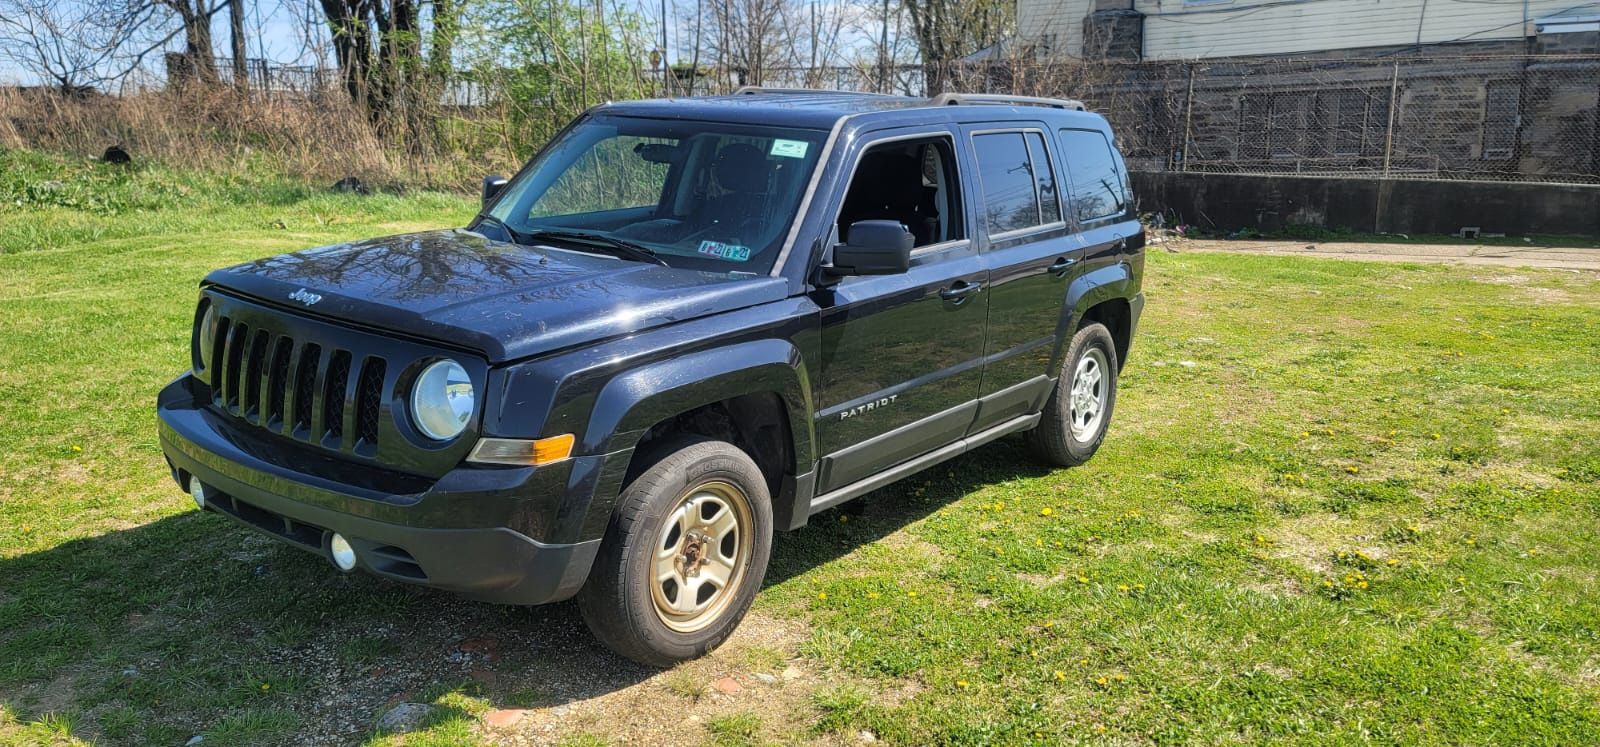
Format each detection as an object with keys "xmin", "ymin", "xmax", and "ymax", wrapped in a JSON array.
[
  {"xmin": 900, "ymin": 0, "xmax": 1010, "ymax": 92},
  {"xmin": 0, "ymin": 0, "xmax": 167, "ymax": 91}
]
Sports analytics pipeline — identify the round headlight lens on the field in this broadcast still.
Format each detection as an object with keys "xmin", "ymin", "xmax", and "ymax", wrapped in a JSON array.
[
  {"xmin": 194, "ymin": 299, "xmax": 216, "ymax": 374},
  {"xmin": 410, "ymin": 359, "xmax": 474, "ymax": 441}
]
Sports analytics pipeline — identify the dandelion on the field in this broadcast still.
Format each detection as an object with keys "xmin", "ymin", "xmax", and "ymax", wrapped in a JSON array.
[
  {"xmin": 1528, "ymin": 548, "xmax": 1539, "ymax": 556},
  {"xmin": 1456, "ymin": 576, "xmax": 1466, "ymax": 583},
  {"xmin": 867, "ymin": 591, "xmax": 880, "ymax": 599},
  {"xmin": 1043, "ymin": 620, "xmax": 1055, "ymax": 628},
  {"xmin": 995, "ymin": 501, "xmax": 1006, "ymax": 511},
  {"xmin": 1407, "ymin": 524, "xmax": 1421, "ymax": 534},
  {"xmin": 1095, "ymin": 676, "xmax": 1109, "ymax": 686},
  {"xmin": 1112, "ymin": 673, "xmax": 1126, "ymax": 682},
  {"xmin": 1430, "ymin": 433, "xmax": 1441, "ymax": 440},
  {"xmin": 1079, "ymin": 658, "xmax": 1089, "ymax": 666},
  {"xmin": 1076, "ymin": 575, "xmax": 1089, "ymax": 584},
  {"xmin": 1464, "ymin": 537, "xmax": 1476, "ymax": 546},
  {"xmin": 1054, "ymin": 670, "xmax": 1066, "ymax": 681},
  {"xmin": 1094, "ymin": 724, "xmax": 1107, "ymax": 734},
  {"xmin": 260, "ymin": 683, "xmax": 270, "ymax": 691},
  {"xmin": 1386, "ymin": 559, "xmax": 1399, "ymax": 567},
  {"xmin": 1134, "ymin": 583, "xmax": 1145, "ymax": 591},
  {"xmin": 1040, "ymin": 507, "xmax": 1053, "ymax": 517},
  {"xmin": 1117, "ymin": 584, "xmax": 1130, "ymax": 593},
  {"xmin": 906, "ymin": 590, "xmax": 918, "ymax": 598},
  {"xmin": 1345, "ymin": 465, "xmax": 1360, "ymax": 475},
  {"xmin": 817, "ymin": 592, "xmax": 828, "ymax": 601},
  {"xmin": 957, "ymin": 680, "xmax": 969, "ymax": 688},
  {"xmin": 71, "ymin": 444, "xmax": 82, "ymax": 453}
]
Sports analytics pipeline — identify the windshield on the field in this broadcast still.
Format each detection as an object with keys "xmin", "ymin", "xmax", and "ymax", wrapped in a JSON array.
[{"xmin": 485, "ymin": 115, "xmax": 828, "ymax": 275}]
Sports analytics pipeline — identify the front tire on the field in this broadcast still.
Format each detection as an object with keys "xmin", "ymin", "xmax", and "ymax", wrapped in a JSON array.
[
  {"xmin": 577, "ymin": 436, "xmax": 773, "ymax": 666},
  {"xmin": 1026, "ymin": 322, "xmax": 1119, "ymax": 467}
]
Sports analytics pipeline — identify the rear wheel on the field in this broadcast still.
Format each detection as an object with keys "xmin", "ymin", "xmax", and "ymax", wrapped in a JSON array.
[
  {"xmin": 1026, "ymin": 322, "xmax": 1119, "ymax": 467},
  {"xmin": 577, "ymin": 436, "xmax": 772, "ymax": 666}
]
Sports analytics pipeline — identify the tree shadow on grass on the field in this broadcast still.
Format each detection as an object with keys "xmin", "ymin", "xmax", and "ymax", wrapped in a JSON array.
[{"xmin": 0, "ymin": 437, "xmax": 1051, "ymax": 744}]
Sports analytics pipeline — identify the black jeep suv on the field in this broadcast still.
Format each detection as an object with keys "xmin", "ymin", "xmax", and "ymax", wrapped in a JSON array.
[{"xmin": 157, "ymin": 89, "xmax": 1145, "ymax": 665}]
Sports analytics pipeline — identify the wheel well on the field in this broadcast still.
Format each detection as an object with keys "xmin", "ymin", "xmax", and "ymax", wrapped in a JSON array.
[
  {"xmin": 629, "ymin": 393, "xmax": 794, "ymax": 506},
  {"xmin": 1079, "ymin": 298, "xmax": 1132, "ymax": 367}
]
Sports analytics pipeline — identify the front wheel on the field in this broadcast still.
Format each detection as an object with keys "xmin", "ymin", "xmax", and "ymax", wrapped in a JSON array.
[
  {"xmin": 577, "ymin": 436, "xmax": 772, "ymax": 666},
  {"xmin": 1026, "ymin": 322, "xmax": 1120, "ymax": 467}
]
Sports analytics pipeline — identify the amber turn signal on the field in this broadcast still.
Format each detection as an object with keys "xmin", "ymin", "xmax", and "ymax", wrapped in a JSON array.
[{"xmin": 467, "ymin": 434, "xmax": 575, "ymax": 466}]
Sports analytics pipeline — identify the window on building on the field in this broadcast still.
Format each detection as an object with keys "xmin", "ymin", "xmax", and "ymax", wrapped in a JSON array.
[
  {"xmin": 1058, "ymin": 128, "xmax": 1127, "ymax": 223},
  {"xmin": 1482, "ymin": 80, "xmax": 1519, "ymax": 160}
]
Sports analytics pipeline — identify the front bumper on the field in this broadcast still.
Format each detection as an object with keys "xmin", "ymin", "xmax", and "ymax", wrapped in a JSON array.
[{"xmin": 157, "ymin": 376, "xmax": 604, "ymax": 605}]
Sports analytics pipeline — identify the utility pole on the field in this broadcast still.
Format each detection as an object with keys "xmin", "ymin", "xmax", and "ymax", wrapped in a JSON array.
[
  {"xmin": 661, "ymin": 0, "xmax": 671, "ymax": 95},
  {"xmin": 229, "ymin": 0, "xmax": 248, "ymax": 91},
  {"xmin": 878, "ymin": 0, "xmax": 889, "ymax": 93}
]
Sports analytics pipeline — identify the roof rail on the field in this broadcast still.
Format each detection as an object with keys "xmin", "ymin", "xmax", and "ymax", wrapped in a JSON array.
[
  {"xmin": 927, "ymin": 93, "xmax": 1087, "ymax": 111},
  {"xmin": 732, "ymin": 86, "xmax": 895, "ymax": 97}
]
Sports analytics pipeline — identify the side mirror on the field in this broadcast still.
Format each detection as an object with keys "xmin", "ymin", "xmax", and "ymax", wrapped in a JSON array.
[
  {"xmin": 829, "ymin": 220, "xmax": 913, "ymax": 276},
  {"xmin": 481, "ymin": 175, "xmax": 508, "ymax": 211}
]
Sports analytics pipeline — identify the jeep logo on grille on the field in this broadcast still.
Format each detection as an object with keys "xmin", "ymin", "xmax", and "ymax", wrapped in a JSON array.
[{"xmin": 288, "ymin": 288, "xmax": 323, "ymax": 306}]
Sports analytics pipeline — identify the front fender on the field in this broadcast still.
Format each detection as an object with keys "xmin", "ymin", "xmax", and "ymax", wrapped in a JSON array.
[{"xmin": 584, "ymin": 339, "xmax": 815, "ymax": 466}]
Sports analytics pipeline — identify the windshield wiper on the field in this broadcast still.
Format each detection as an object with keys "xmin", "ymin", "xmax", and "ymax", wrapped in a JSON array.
[{"xmin": 522, "ymin": 229, "xmax": 667, "ymax": 267}]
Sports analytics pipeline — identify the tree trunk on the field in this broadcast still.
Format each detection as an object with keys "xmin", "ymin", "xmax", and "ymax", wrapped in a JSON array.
[{"xmin": 229, "ymin": 0, "xmax": 248, "ymax": 91}]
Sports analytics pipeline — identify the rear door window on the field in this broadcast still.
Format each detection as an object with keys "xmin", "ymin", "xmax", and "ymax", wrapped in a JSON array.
[
  {"xmin": 1057, "ymin": 128, "xmax": 1127, "ymax": 223},
  {"xmin": 972, "ymin": 131, "xmax": 1063, "ymax": 236}
]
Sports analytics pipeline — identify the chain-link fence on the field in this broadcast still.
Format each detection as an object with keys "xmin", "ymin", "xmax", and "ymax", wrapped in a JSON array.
[
  {"xmin": 135, "ymin": 52, "xmax": 1600, "ymax": 186},
  {"xmin": 742, "ymin": 56, "xmax": 1600, "ymax": 187}
]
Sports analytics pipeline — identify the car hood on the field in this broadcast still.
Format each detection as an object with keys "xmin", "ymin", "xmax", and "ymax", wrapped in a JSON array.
[{"xmin": 204, "ymin": 229, "xmax": 788, "ymax": 362}]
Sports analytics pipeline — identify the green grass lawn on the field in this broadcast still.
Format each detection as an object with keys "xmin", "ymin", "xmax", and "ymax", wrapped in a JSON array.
[{"xmin": 3, "ymin": 150, "xmax": 1599, "ymax": 745}]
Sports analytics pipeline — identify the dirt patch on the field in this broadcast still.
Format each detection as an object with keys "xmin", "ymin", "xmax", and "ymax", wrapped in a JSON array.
[{"xmin": 487, "ymin": 614, "xmax": 832, "ymax": 745}]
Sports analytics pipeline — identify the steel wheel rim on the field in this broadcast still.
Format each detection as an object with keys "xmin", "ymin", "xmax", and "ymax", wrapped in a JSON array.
[
  {"xmin": 649, "ymin": 480, "xmax": 753, "ymax": 633},
  {"xmin": 1069, "ymin": 347, "xmax": 1109, "ymax": 440}
]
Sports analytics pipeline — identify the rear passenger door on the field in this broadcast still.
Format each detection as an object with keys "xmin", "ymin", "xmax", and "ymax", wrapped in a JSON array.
[{"xmin": 967, "ymin": 126, "xmax": 1076, "ymax": 433}]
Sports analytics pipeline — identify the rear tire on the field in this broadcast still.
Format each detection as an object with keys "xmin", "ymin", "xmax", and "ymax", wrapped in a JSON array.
[
  {"xmin": 1026, "ymin": 322, "xmax": 1119, "ymax": 467},
  {"xmin": 577, "ymin": 436, "xmax": 772, "ymax": 666}
]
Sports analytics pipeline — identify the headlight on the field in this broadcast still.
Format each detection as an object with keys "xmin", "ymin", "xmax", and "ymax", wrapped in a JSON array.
[
  {"xmin": 194, "ymin": 298, "xmax": 216, "ymax": 374},
  {"xmin": 410, "ymin": 359, "xmax": 474, "ymax": 441}
]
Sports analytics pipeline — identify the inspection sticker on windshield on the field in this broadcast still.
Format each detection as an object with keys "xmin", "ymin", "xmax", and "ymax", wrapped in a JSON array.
[
  {"xmin": 770, "ymin": 139, "xmax": 809, "ymax": 159},
  {"xmin": 698, "ymin": 240, "xmax": 751, "ymax": 261}
]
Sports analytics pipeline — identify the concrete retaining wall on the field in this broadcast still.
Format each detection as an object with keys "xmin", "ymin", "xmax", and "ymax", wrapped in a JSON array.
[{"xmin": 1131, "ymin": 171, "xmax": 1600, "ymax": 237}]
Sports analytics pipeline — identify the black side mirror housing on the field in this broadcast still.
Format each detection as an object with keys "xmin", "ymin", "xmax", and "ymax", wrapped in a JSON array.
[
  {"xmin": 829, "ymin": 220, "xmax": 913, "ymax": 276},
  {"xmin": 481, "ymin": 175, "xmax": 509, "ymax": 211}
]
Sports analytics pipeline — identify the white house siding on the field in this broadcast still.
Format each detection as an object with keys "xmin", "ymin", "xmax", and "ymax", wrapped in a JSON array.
[
  {"xmin": 1018, "ymin": 0, "xmax": 1600, "ymax": 60},
  {"xmin": 1020, "ymin": 0, "xmax": 1096, "ymax": 57}
]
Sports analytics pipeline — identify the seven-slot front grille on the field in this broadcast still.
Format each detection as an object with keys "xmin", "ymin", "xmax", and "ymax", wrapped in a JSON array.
[{"xmin": 205, "ymin": 306, "xmax": 389, "ymax": 454}]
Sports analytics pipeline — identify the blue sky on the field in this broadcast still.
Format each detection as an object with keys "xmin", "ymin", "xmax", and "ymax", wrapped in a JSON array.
[{"xmin": 1, "ymin": 0, "xmax": 893, "ymax": 87}]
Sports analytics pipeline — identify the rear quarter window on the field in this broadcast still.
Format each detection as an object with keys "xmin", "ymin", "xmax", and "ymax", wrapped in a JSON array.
[{"xmin": 1057, "ymin": 128, "xmax": 1127, "ymax": 223}]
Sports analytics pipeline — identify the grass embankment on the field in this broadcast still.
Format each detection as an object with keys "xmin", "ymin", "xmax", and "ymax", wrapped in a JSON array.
[{"xmin": 2, "ymin": 150, "xmax": 1599, "ymax": 745}]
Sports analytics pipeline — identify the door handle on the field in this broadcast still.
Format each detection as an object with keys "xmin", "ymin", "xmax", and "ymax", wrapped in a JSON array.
[
  {"xmin": 939, "ymin": 281, "xmax": 983, "ymax": 305},
  {"xmin": 1047, "ymin": 257, "xmax": 1077, "ymax": 276},
  {"xmin": 1111, "ymin": 234, "xmax": 1127, "ymax": 251}
]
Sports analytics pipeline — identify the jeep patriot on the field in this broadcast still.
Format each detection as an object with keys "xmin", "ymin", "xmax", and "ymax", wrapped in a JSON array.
[{"xmin": 157, "ymin": 88, "xmax": 1146, "ymax": 665}]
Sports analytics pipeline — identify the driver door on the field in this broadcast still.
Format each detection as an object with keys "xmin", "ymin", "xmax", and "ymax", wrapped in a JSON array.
[{"xmin": 811, "ymin": 129, "xmax": 989, "ymax": 494}]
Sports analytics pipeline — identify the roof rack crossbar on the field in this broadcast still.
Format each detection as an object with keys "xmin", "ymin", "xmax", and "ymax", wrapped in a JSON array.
[
  {"xmin": 733, "ymin": 86, "xmax": 895, "ymax": 97},
  {"xmin": 927, "ymin": 93, "xmax": 1086, "ymax": 111}
]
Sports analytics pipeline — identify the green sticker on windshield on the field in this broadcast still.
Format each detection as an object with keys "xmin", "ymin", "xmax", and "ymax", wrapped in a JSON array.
[
  {"xmin": 698, "ymin": 240, "xmax": 751, "ymax": 261},
  {"xmin": 770, "ymin": 139, "xmax": 809, "ymax": 159}
]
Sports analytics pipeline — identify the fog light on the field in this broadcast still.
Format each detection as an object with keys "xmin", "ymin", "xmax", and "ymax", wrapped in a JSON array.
[
  {"xmin": 188, "ymin": 478, "xmax": 207, "ymax": 509},
  {"xmin": 329, "ymin": 533, "xmax": 358, "ymax": 571}
]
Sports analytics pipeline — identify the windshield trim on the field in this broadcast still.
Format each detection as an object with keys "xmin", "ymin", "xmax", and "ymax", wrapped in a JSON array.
[{"xmin": 767, "ymin": 113, "xmax": 848, "ymax": 278}]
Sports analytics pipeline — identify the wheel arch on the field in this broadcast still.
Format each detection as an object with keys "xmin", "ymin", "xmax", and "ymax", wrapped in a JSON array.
[{"xmin": 584, "ymin": 339, "xmax": 815, "ymax": 532}]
